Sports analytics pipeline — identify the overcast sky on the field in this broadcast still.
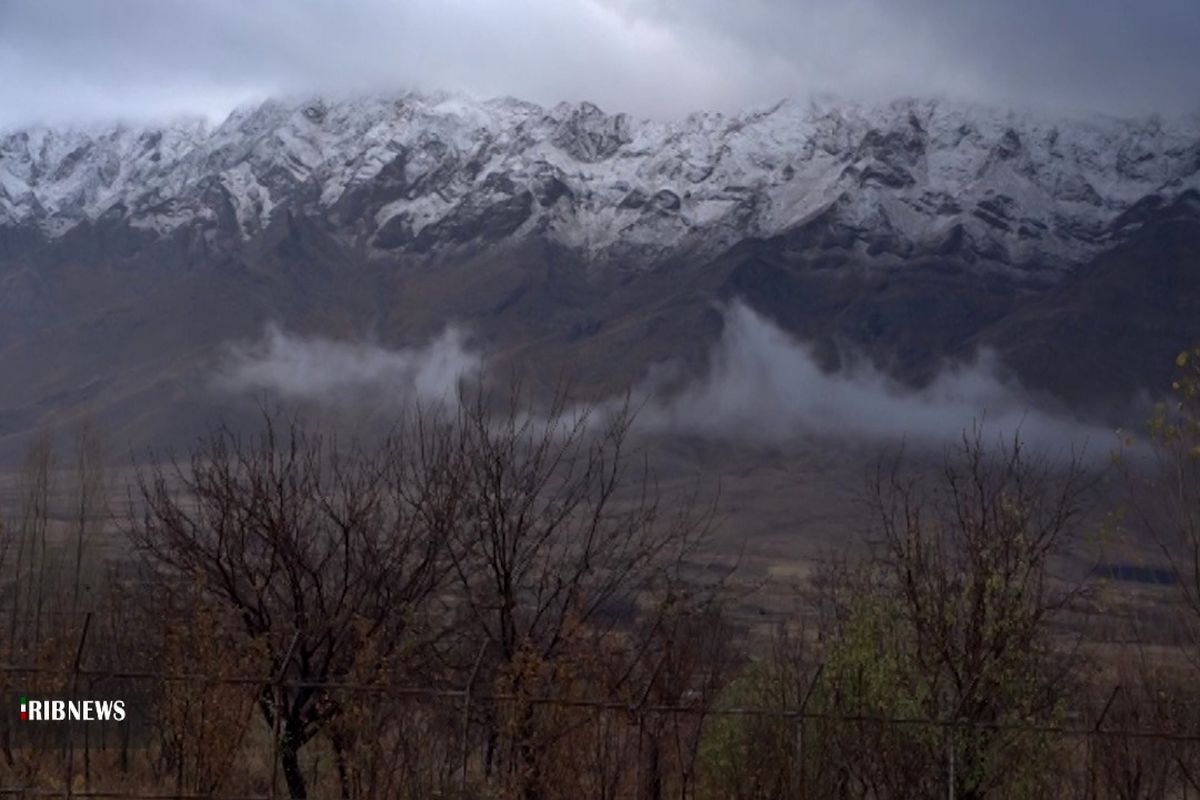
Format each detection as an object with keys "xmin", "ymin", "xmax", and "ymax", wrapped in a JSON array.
[{"xmin": 1, "ymin": 0, "xmax": 1197, "ymax": 128}]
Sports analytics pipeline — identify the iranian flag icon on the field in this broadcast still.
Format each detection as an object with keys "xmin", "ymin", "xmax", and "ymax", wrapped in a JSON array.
[{"xmin": 19, "ymin": 697, "xmax": 26, "ymax": 721}]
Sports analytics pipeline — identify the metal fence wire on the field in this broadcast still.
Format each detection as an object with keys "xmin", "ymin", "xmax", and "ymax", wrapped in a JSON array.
[{"xmin": 3, "ymin": 651, "xmax": 1200, "ymax": 800}]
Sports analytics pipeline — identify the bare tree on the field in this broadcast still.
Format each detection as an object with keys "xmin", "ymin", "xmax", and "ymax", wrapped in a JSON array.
[
  {"xmin": 822, "ymin": 428, "xmax": 1093, "ymax": 798},
  {"xmin": 433, "ymin": 387, "xmax": 714, "ymax": 800},
  {"xmin": 1087, "ymin": 653, "xmax": 1193, "ymax": 800},
  {"xmin": 1126, "ymin": 346, "xmax": 1200, "ymax": 665},
  {"xmin": 13, "ymin": 434, "xmax": 56, "ymax": 651},
  {"xmin": 70, "ymin": 419, "xmax": 107, "ymax": 612},
  {"xmin": 631, "ymin": 583, "xmax": 738, "ymax": 800},
  {"xmin": 130, "ymin": 412, "xmax": 452, "ymax": 799}
]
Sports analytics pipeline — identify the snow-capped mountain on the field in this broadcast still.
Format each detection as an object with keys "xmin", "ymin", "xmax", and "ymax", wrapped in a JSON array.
[
  {"xmin": 2, "ymin": 92, "xmax": 1198, "ymax": 270},
  {"xmin": 0, "ymin": 91, "xmax": 1199, "ymax": 456}
]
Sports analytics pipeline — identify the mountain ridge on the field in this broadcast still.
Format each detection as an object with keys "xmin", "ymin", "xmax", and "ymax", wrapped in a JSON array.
[
  {"xmin": 0, "ymin": 91, "xmax": 1197, "ymax": 456},
  {"xmin": 3, "ymin": 91, "xmax": 1198, "ymax": 271}
]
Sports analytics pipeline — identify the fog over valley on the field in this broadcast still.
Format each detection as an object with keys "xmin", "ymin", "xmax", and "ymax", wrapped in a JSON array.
[{"xmin": 215, "ymin": 301, "xmax": 1116, "ymax": 457}]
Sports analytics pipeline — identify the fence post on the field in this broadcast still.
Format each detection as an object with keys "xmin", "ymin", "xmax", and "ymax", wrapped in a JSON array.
[
  {"xmin": 1090, "ymin": 685, "xmax": 1122, "ymax": 800},
  {"xmin": 634, "ymin": 712, "xmax": 644, "ymax": 800},
  {"xmin": 461, "ymin": 641, "xmax": 487, "ymax": 798},
  {"xmin": 795, "ymin": 713, "xmax": 803, "ymax": 800},
  {"xmin": 796, "ymin": 664, "xmax": 824, "ymax": 798},
  {"xmin": 65, "ymin": 612, "xmax": 92, "ymax": 800},
  {"xmin": 631, "ymin": 657, "xmax": 663, "ymax": 800},
  {"xmin": 947, "ymin": 722, "xmax": 955, "ymax": 800}
]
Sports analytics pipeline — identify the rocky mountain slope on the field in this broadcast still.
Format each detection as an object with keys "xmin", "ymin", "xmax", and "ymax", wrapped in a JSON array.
[
  {"xmin": 3, "ymin": 92, "xmax": 1198, "ymax": 269},
  {"xmin": 0, "ymin": 92, "xmax": 1198, "ymax": 453}
]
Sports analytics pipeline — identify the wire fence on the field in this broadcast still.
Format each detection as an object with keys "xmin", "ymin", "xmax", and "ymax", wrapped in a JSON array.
[
  {"xmin": 5, "ymin": 661, "xmax": 1200, "ymax": 740},
  {"xmin": 3, "ymin": 646, "xmax": 1200, "ymax": 800},
  {"xmin": 1, "ymin": 597, "xmax": 1198, "ymax": 800}
]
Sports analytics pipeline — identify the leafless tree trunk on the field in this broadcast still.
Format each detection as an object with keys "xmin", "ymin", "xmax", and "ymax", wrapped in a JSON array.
[
  {"xmin": 71, "ymin": 419, "xmax": 107, "ymax": 612},
  {"xmin": 429, "ymin": 386, "xmax": 715, "ymax": 799},
  {"xmin": 18, "ymin": 435, "xmax": 56, "ymax": 650},
  {"xmin": 131, "ymin": 410, "xmax": 454, "ymax": 799}
]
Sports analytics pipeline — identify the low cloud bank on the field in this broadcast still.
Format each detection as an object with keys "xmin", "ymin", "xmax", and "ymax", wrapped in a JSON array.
[
  {"xmin": 215, "ymin": 324, "xmax": 479, "ymax": 406},
  {"xmin": 215, "ymin": 305, "xmax": 1115, "ymax": 453},
  {"xmin": 635, "ymin": 302, "xmax": 1113, "ymax": 453}
]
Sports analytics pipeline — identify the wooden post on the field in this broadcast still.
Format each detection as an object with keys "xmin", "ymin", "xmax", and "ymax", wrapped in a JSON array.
[
  {"xmin": 947, "ymin": 724, "xmax": 955, "ymax": 800},
  {"xmin": 461, "ymin": 641, "xmax": 488, "ymax": 798},
  {"xmin": 796, "ymin": 664, "xmax": 824, "ymax": 798},
  {"xmin": 65, "ymin": 612, "xmax": 92, "ymax": 799}
]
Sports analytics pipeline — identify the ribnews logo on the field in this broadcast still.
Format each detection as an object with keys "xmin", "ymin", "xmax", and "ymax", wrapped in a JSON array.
[
  {"xmin": 19, "ymin": 695, "xmax": 127, "ymax": 722},
  {"xmin": 5, "ymin": 691, "xmax": 145, "ymax": 749}
]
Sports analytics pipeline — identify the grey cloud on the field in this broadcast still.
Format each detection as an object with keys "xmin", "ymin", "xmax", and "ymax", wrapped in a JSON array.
[
  {"xmin": 635, "ymin": 302, "xmax": 1114, "ymax": 455},
  {"xmin": 622, "ymin": 0, "xmax": 1200, "ymax": 114},
  {"xmin": 214, "ymin": 306, "xmax": 1116, "ymax": 457},
  {"xmin": 215, "ymin": 324, "xmax": 480, "ymax": 406},
  {"xmin": 1, "ymin": 0, "xmax": 1197, "ymax": 128}
]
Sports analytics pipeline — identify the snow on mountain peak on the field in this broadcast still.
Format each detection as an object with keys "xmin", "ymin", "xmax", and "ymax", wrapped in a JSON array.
[{"xmin": 1, "ymin": 91, "xmax": 1197, "ymax": 268}]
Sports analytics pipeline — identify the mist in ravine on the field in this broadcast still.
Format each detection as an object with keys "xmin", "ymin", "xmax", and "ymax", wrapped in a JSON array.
[{"xmin": 215, "ymin": 301, "xmax": 1116, "ymax": 455}]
